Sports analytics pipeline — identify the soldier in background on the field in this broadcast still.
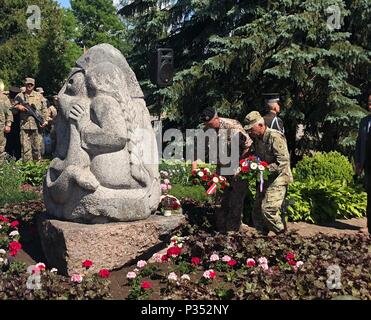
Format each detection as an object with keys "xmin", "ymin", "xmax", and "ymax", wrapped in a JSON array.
[
  {"xmin": 244, "ymin": 111, "xmax": 293, "ymax": 235},
  {"xmin": 263, "ymin": 93, "xmax": 285, "ymax": 134},
  {"xmin": 13, "ymin": 78, "xmax": 48, "ymax": 162},
  {"xmin": 192, "ymin": 107, "xmax": 253, "ymax": 233},
  {"xmin": 0, "ymin": 80, "xmax": 13, "ymax": 160}
]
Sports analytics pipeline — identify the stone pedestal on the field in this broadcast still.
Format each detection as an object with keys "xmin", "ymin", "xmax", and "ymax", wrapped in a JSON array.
[{"xmin": 37, "ymin": 214, "xmax": 186, "ymax": 276}]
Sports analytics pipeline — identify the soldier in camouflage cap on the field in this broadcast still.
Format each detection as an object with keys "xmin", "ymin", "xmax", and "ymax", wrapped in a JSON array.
[
  {"xmin": 244, "ymin": 111, "xmax": 293, "ymax": 235},
  {"xmin": 13, "ymin": 77, "xmax": 48, "ymax": 162},
  {"xmin": 0, "ymin": 80, "xmax": 13, "ymax": 160},
  {"xmin": 193, "ymin": 106, "xmax": 253, "ymax": 233}
]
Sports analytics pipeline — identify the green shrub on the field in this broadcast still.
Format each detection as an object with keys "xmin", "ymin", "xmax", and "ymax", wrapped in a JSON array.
[
  {"xmin": 286, "ymin": 180, "xmax": 366, "ymax": 223},
  {"xmin": 294, "ymin": 151, "xmax": 354, "ymax": 184},
  {"xmin": 168, "ymin": 184, "xmax": 210, "ymax": 203},
  {"xmin": 0, "ymin": 160, "xmax": 39, "ymax": 206},
  {"xmin": 15, "ymin": 160, "xmax": 50, "ymax": 186}
]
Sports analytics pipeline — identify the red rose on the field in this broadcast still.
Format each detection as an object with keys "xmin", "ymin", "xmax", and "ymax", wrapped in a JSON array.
[
  {"xmin": 141, "ymin": 281, "xmax": 152, "ymax": 289},
  {"xmin": 191, "ymin": 169, "xmax": 197, "ymax": 176},
  {"xmin": 285, "ymin": 252, "xmax": 295, "ymax": 261},
  {"xmin": 207, "ymin": 181, "xmax": 212, "ymax": 186},
  {"xmin": 201, "ymin": 175, "xmax": 208, "ymax": 181},
  {"xmin": 82, "ymin": 260, "xmax": 93, "ymax": 268},
  {"xmin": 209, "ymin": 271, "xmax": 216, "ymax": 279},
  {"xmin": 10, "ymin": 221, "xmax": 19, "ymax": 228},
  {"xmin": 248, "ymin": 155, "xmax": 255, "ymax": 161},
  {"xmin": 98, "ymin": 269, "xmax": 110, "ymax": 278},
  {"xmin": 191, "ymin": 257, "xmax": 201, "ymax": 265},
  {"xmin": 0, "ymin": 215, "xmax": 9, "ymax": 223},
  {"xmin": 167, "ymin": 246, "xmax": 182, "ymax": 257},
  {"xmin": 246, "ymin": 260, "xmax": 256, "ymax": 267},
  {"xmin": 239, "ymin": 159, "xmax": 247, "ymax": 165},
  {"xmin": 9, "ymin": 241, "xmax": 22, "ymax": 251},
  {"xmin": 241, "ymin": 166, "xmax": 249, "ymax": 172},
  {"xmin": 227, "ymin": 260, "xmax": 237, "ymax": 267},
  {"xmin": 288, "ymin": 260, "xmax": 296, "ymax": 266},
  {"xmin": 161, "ymin": 255, "xmax": 169, "ymax": 262},
  {"xmin": 259, "ymin": 161, "xmax": 268, "ymax": 167}
]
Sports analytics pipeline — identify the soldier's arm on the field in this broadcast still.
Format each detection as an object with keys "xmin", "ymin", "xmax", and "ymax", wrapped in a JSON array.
[
  {"xmin": 270, "ymin": 134, "xmax": 290, "ymax": 175},
  {"xmin": 4, "ymin": 97, "xmax": 13, "ymax": 127},
  {"xmin": 40, "ymin": 98, "xmax": 49, "ymax": 123}
]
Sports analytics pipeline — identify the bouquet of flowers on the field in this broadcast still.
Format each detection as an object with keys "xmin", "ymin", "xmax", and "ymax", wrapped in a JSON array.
[
  {"xmin": 190, "ymin": 168, "xmax": 229, "ymax": 195},
  {"xmin": 160, "ymin": 194, "xmax": 182, "ymax": 216},
  {"xmin": 239, "ymin": 155, "xmax": 270, "ymax": 192}
]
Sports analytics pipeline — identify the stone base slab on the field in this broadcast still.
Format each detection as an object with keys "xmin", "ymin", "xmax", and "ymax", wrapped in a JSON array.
[{"xmin": 37, "ymin": 214, "xmax": 186, "ymax": 276}]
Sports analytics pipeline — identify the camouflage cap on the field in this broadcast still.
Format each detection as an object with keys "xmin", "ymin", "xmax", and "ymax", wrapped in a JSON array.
[
  {"xmin": 25, "ymin": 77, "xmax": 35, "ymax": 85},
  {"xmin": 244, "ymin": 111, "xmax": 263, "ymax": 130},
  {"xmin": 36, "ymin": 87, "xmax": 44, "ymax": 93}
]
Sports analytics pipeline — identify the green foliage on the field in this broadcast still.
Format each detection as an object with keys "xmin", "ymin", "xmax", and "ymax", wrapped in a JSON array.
[
  {"xmin": 71, "ymin": 0, "xmax": 130, "ymax": 54},
  {"xmin": 294, "ymin": 151, "xmax": 354, "ymax": 184},
  {"xmin": 0, "ymin": 160, "xmax": 39, "ymax": 206},
  {"xmin": 15, "ymin": 160, "xmax": 50, "ymax": 186},
  {"xmin": 286, "ymin": 180, "xmax": 367, "ymax": 223},
  {"xmin": 169, "ymin": 184, "xmax": 210, "ymax": 203},
  {"xmin": 121, "ymin": 0, "xmax": 370, "ymax": 156},
  {"xmin": 0, "ymin": 0, "xmax": 82, "ymax": 94}
]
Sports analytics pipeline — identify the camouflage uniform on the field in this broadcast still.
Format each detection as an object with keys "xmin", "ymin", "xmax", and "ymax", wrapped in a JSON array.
[
  {"xmin": 213, "ymin": 118, "xmax": 252, "ymax": 233},
  {"xmin": 14, "ymin": 90, "xmax": 48, "ymax": 162},
  {"xmin": 251, "ymin": 127, "xmax": 293, "ymax": 234},
  {"xmin": 0, "ymin": 92, "xmax": 13, "ymax": 160}
]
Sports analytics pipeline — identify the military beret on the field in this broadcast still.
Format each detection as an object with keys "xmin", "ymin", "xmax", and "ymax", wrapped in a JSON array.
[
  {"xmin": 200, "ymin": 107, "xmax": 217, "ymax": 122},
  {"xmin": 263, "ymin": 92, "xmax": 280, "ymax": 104},
  {"xmin": 244, "ymin": 111, "xmax": 263, "ymax": 130},
  {"xmin": 25, "ymin": 77, "xmax": 35, "ymax": 85}
]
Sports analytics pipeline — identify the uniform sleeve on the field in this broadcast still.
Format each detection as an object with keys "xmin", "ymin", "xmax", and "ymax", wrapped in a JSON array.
[
  {"xmin": 270, "ymin": 133, "xmax": 292, "ymax": 182},
  {"xmin": 40, "ymin": 97, "xmax": 49, "ymax": 123},
  {"xmin": 4, "ymin": 97, "xmax": 13, "ymax": 126}
]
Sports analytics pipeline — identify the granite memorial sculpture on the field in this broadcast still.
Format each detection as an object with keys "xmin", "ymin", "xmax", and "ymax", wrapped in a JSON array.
[{"xmin": 43, "ymin": 44, "xmax": 161, "ymax": 223}]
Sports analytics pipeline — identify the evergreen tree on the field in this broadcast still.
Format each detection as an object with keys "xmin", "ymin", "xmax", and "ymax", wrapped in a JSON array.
[{"xmin": 120, "ymin": 0, "xmax": 370, "ymax": 158}]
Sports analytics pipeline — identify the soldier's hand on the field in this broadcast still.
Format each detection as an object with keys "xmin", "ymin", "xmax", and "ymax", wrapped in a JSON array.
[
  {"xmin": 16, "ymin": 104, "xmax": 27, "ymax": 112},
  {"xmin": 40, "ymin": 122, "xmax": 48, "ymax": 128},
  {"xmin": 4, "ymin": 126, "xmax": 11, "ymax": 133}
]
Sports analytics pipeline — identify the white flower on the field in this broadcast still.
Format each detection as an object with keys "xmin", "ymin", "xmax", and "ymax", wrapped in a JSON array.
[
  {"xmin": 35, "ymin": 262, "xmax": 46, "ymax": 270},
  {"xmin": 197, "ymin": 171, "xmax": 204, "ymax": 177},
  {"xmin": 296, "ymin": 261, "xmax": 304, "ymax": 268},
  {"xmin": 258, "ymin": 257, "xmax": 268, "ymax": 265},
  {"xmin": 203, "ymin": 168, "xmax": 210, "ymax": 173},
  {"xmin": 260, "ymin": 263, "xmax": 269, "ymax": 271},
  {"xmin": 133, "ymin": 268, "xmax": 140, "ymax": 273},
  {"xmin": 0, "ymin": 249, "xmax": 6, "ymax": 255},
  {"xmin": 50, "ymin": 268, "xmax": 58, "ymax": 273},
  {"xmin": 137, "ymin": 260, "xmax": 147, "ymax": 268},
  {"xmin": 180, "ymin": 274, "xmax": 190, "ymax": 282},
  {"xmin": 9, "ymin": 230, "xmax": 19, "ymax": 237},
  {"xmin": 209, "ymin": 254, "xmax": 220, "ymax": 262},
  {"xmin": 126, "ymin": 272, "xmax": 137, "ymax": 280},
  {"xmin": 222, "ymin": 255, "xmax": 231, "ymax": 262},
  {"xmin": 152, "ymin": 253, "xmax": 163, "ymax": 263},
  {"xmin": 203, "ymin": 269, "xmax": 216, "ymax": 279},
  {"xmin": 212, "ymin": 177, "xmax": 219, "ymax": 183},
  {"xmin": 219, "ymin": 176, "xmax": 226, "ymax": 182},
  {"xmin": 168, "ymin": 272, "xmax": 178, "ymax": 282},
  {"xmin": 250, "ymin": 162, "xmax": 258, "ymax": 170},
  {"xmin": 164, "ymin": 179, "xmax": 170, "ymax": 185},
  {"xmin": 0, "ymin": 258, "xmax": 3, "ymax": 263},
  {"xmin": 258, "ymin": 165, "xmax": 265, "ymax": 171},
  {"xmin": 71, "ymin": 274, "xmax": 83, "ymax": 283}
]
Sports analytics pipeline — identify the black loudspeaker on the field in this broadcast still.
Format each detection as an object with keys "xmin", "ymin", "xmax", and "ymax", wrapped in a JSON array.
[{"xmin": 150, "ymin": 48, "xmax": 174, "ymax": 87}]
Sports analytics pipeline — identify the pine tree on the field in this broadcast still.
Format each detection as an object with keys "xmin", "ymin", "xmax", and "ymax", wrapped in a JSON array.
[{"xmin": 120, "ymin": 0, "xmax": 370, "ymax": 158}]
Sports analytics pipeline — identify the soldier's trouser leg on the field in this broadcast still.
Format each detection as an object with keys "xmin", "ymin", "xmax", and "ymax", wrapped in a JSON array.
[
  {"xmin": 215, "ymin": 177, "xmax": 247, "ymax": 233},
  {"xmin": 366, "ymin": 174, "xmax": 370, "ymax": 234},
  {"xmin": 261, "ymin": 184, "xmax": 286, "ymax": 233},
  {"xmin": 30, "ymin": 130, "xmax": 42, "ymax": 161},
  {"xmin": 20, "ymin": 130, "xmax": 33, "ymax": 162},
  {"xmin": 0, "ymin": 132, "xmax": 6, "ymax": 160},
  {"xmin": 252, "ymin": 190, "xmax": 269, "ymax": 234}
]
